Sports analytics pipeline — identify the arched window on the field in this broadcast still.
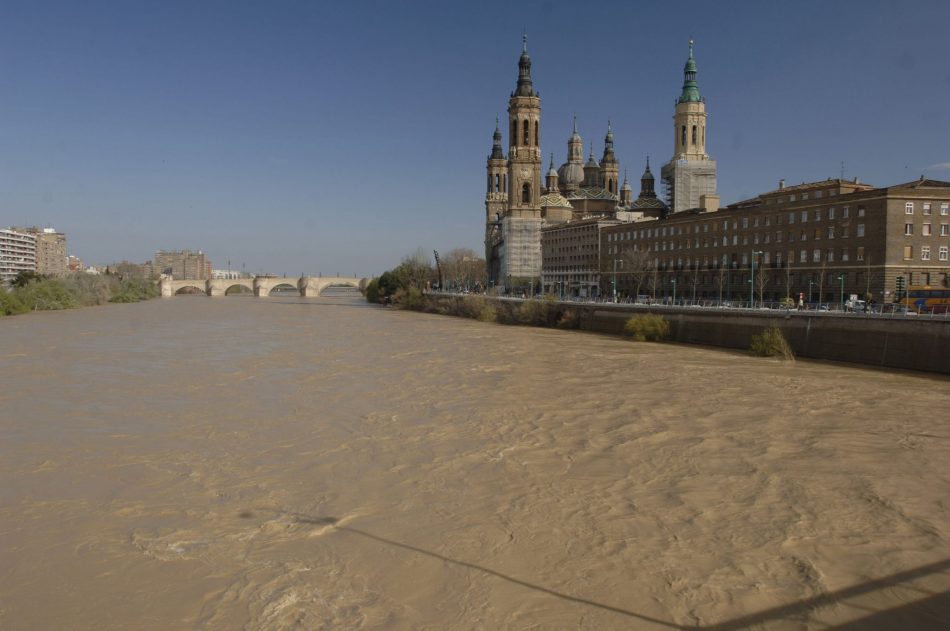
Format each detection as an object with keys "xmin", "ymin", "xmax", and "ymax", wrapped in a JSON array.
[
  {"xmin": 510, "ymin": 120, "xmax": 516, "ymax": 147},
  {"xmin": 534, "ymin": 120, "xmax": 539, "ymax": 146},
  {"xmin": 487, "ymin": 174, "xmax": 492, "ymax": 193},
  {"xmin": 681, "ymin": 126, "xmax": 687, "ymax": 147},
  {"xmin": 692, "ymin": 125, "xmax": 697, "ymax": 145},
  {"xmin": 522, "ymin": 120, "xmax": 529, "ymax": 145},
  {"xmin": 502, "ymin": 174, "xmax": 506, "ymax": 194},
  {"xmin": 495, "ymin": 174, "xmax": 500, "ymax": 193},
  {"xmin": 522, "ymin": 182, "xmax": 531, "ymax": 204}
]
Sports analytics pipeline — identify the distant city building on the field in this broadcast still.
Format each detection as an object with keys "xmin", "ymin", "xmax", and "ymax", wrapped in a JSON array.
[
  {"xmin": 600, "ymin": 176, "xmax": 950, "ymax": 303},
  {"xmin": 484, "ymin": 38, "xmax": 697, "ymax": 290},
  {"xmin": 541, "ymin": 216, "xmax": 619, "ymax": 298},
  {"xmin": 67, "ymin": 255, "xmax": 84, "ymax": 273},
  {"xmin": 153, "ymin": 249, "xmax": 212, "ymax": 280},
  {"xmin": 11, "ymin": 226, "xmax": 67, "ymax": 277},
  {"xmin": 110, "ymin": 260, "xmax": 157, "ymax": 281},
  {"xmin": 211, "ymin": 269, "xmax": 244, "ymax": 280},
  {"xmin": 0, "ymin": 229, "xmax": 36, "ymax": 284}
]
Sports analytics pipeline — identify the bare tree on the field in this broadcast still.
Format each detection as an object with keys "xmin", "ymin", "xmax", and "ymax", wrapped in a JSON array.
[
  {"xmin": 716, "ymin": 263, "xmax": 728, "ymax": 304},
  {"xmin": 441, "ymin": 248, "xmax": 486, "ymax": 291},
  {"xmin": 689, "ymin": 262, "xmax": 701, "ymax": 304},
  {"xmin": 620, "ymin": 247, "xmax": 653, "ymax": 300},
  {"xmin": 756, "ymin": 259, "xmax": 768, "ymax": 306}
]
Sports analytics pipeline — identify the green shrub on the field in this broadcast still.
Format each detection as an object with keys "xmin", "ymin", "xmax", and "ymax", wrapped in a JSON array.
[
  {"xmin": 393, "ymin": 286, "xmax": 426, "ymax": 311},
  {"xmin": 364, "ymin": 278, "xmax": 380, "ymax": 303},
  {"xmin": 750, "ymin": 326, "xmax": 795, "ymax": 360},
  {"xmin": 0, "ymin": 290, "xmax": 28, "ymax": 316},
  {"xmin": 623, "ymin": 314, "xmax": 670, "ymax": 342}
]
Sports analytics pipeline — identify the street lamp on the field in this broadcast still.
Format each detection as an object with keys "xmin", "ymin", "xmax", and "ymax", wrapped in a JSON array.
[
  {"xmin": 749, "ymin": 250, "xmax": 763, "ymax": 309},
  {"xmin": 838, "ymin": 273, "xmax": 845, "ymax": 310},
  {"xmin": 612, "ymin": 258, "xmax": 622, "ymax": 303},
  {"xmin": 808, "ymin": 279, "xmax": 815, "ymax": 304}
]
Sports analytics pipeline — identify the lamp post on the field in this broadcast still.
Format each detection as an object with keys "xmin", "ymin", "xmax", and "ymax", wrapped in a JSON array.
[
  {"xmin": 612, "ymin": 258, "xmax": 622, "ymax": 303},
  {"xmin": 838, "ymin": 273, "xmax": 845, "ymax": 310},
  {"xmin": 808, "ymin": 279, "xmax": 815, "ymax": 304},
  {"xmin": 750, "ymin": 250, "xmax": 763, "ymax": 309},
  {"xmin": 672, "ymin": 278, "xmax": 677, "ymax": 305}
]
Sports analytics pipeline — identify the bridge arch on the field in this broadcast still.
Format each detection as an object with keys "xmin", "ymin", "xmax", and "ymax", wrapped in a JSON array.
[
  {"xmin": 174, "ymin": 284, "xmax": 206, "ymax": 295},
  {"xmin": 267, "ymin": 282, "xmax": 300, "ymax": 296}
]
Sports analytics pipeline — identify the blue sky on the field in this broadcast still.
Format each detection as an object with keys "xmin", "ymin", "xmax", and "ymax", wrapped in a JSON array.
[{"xmin": 1, "ymin": 0, "xmax": 948, "ymax": 276}]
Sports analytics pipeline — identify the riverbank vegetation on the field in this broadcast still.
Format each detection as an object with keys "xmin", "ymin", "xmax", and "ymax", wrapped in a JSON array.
[
  {"xmin": 623, "ymin": 314, "xmax": 671, "ymax": 342},
  {"xmin": 0, "ymin": 272, "xmax": 159, "ymax": 316},
  {"xmin": 749, "ymin": 326, "xmax": 795, "ymax": 360}
]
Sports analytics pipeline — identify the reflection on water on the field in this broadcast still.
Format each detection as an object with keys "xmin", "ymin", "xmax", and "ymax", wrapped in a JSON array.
[{"xmin": 1, "ymin": 295, "xmax": 948, "ymax": 629}]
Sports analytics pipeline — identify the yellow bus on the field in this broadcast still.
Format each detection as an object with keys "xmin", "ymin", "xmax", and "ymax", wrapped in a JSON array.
[{"xmin": 904, "ymin": 286, "xmax": 950, "ymax": 313}]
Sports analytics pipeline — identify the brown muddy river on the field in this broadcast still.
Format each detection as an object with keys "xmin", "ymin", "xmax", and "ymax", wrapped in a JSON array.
[{"xmin": 1, "ymin": 293, "xmax": 949, "ymax": 630}]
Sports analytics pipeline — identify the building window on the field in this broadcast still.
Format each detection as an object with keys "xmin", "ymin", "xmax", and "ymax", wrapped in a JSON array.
[
  {"xmin": 903, "ymin": 245, "xmax": 913, "ymax": 260},
  {"xmin": 940, "ymin": 246, "xmax": 948, "ymax": 261},
  {"xmin": 843, "ymin": 206, "xmax": 850, "ymax": 218},
  {"xmin": 682, "ymin": 126, "xmax": 687, "ymax": 146},
  {"xmin": 732, "ymin": 235, "xmax": 738, "ymax": 245},
  {"xmin": 800, "ymin": 230, "xmax": 807, "ymax": 241},
  {"xmin": 827, "ymin": 226, "xmax": 835, "ymax": 239},
  {"xmin": 692, "ymin": 125, "xmax": 697, "ymax": 145},
  {"xmin": 829, "ymin": 207, "xmax": 836, "ymax": 220},
  {"xmin": 742, "ymin": 217, "xmax": 749, "ymax": 228},
  {"xmin": 814, "ymin": 209, "xmax": 821, "ymax": 221},
  {"xmin": 789, "ymin": 194, "xmax": 797, "ymax": 202},
  {"xmin": 815, "ymin": 190, "xmax": 823, "ymax": 199},
  {"xmin": 857, "ymin": 246, "xmax": 864, "ymax": 261},
  {"xmin": 922, "ymin": 246, "xmax": 931, "ymax": 261},
  {"xmin": 941, "ymin": 203, "xmax": 949, "ymax": 216},
  {"xmin": 814, "ymin": 228, "xmax": 822, "ymax": 240},
  {"xmin": 812, "ymin": 249, "xmax": 821, "ymax": 262},
  {"xmin": 923, "ymin": 223, "xmax": 932, "ymax": 236},
  {"xmin": 789, "ymin": 212, "xmax": 795, "ymax": 224},
  {"xmin": 941, "ymin": 223, "xmax": 949, "ymax": 236},
  {"xmin": 800, "ymin": 250, "xmax": 807, "ymax": 263},
  {"xmin": 802, "ymin": 192, "xmax": 810, "ymax": 200},
  {"xmin": 842, "ymin": 250, "xmax": 849, "ymax": 262},
  {"xmin": 905, "ymin": 223, "xmax": 914, "ymax": 236},
  {"xmin": 827, "ymin": 249, "xmax": 834, "ymax": 262},
  {"xmin": 857, "ymin": 206, "xmax": 865, "ymax": 217},
  {"xmin": 522, "ymin": 183, "xmax": 531, "ymax": 204},
  {"xmin": 801, "ymin": 210, "xmax": 808, "ymax": 222},
  {"xmin": 906, "ymin": 202, "xmax": 914, "ymax": 214},
  {"xmin": 857, "ymin": 224, "xmax": 865, "ymax": 237},
  {"xmin": 923, "ymin": 203, "xmax": 932, "ymax": 215},
  {"xmin": 776, "ymin": 231, "xmax": 783, "ymax": 243}
]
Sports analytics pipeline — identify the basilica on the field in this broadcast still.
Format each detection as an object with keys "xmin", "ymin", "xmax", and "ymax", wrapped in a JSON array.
[{"xmin": 484, "ymin": 37, "xmax": 718, "ymax": 287}]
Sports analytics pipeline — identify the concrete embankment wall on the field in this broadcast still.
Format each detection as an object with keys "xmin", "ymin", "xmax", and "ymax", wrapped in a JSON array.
[{"xmin": 424, "ymin": 295, "xmax": 950, "ymax": 375}]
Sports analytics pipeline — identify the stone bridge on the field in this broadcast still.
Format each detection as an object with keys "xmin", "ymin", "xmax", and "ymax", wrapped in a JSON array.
[{"xmin": 160, "ymin": 276, "xmax": 368, "ymax": 297}]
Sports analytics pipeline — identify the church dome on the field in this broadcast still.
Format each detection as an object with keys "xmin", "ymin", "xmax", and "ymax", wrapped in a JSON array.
[{"xmin": 558, "ymin": 162, "xmax": 584, "ymax": 187}]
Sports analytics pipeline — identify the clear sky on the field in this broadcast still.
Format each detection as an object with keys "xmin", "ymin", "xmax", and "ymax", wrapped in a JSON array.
[{"xmin": 1, "ymin": 0, "xmax": 948, "ymax": 276}]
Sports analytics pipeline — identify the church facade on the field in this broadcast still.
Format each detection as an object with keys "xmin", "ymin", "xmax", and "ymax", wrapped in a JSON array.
[{"xmin": 484, "ymin": 37, "xmax": 714, "ymax": 290}]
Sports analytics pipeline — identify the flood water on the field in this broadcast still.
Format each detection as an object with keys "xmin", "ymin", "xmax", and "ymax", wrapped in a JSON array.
[{"xmin": 1, "ymin": 293, "xmax": 949, "ymax": 630}]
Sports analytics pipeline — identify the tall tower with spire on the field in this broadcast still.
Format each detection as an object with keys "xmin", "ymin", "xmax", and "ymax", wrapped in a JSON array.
[
  {"xmin": 495, "ymin": 34, "xmax": 543, "ymax": 285},
  {"xmin": 599, "ymin": 122, "xmax": 619, "ymax": 196},
  {"xmin": 660, "ymin": 39, "xmax": 718, "ymax": 213},
  {"xmin": 485, "ymin": 117, "xmax": 508, "ymax": 224}
]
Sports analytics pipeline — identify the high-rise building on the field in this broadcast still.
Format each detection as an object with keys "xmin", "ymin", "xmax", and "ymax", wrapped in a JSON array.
[
  {"xmin": 660, "ymin": 40, "xmax": 718, "ymax": 214},
  {"xmin": 0, "ymin": 229, "xmax": 36, "ymax": 284},
  {"xmin": 153, "ymin": 250, "xmax": 212, "ymax": 280},
  {"xmin": 11, "ymin": 227, "xmax": 67, "ymax": 276}
]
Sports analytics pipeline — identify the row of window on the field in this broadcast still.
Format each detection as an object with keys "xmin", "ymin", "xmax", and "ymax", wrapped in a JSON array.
[
  {"xmin": 904, "ymin": 223, "xmax": 950, "ymax": 236},
  {"xmin": 904, "ymin": 245, "xmax": 949, "ymax": 261},
  {"xmin": 606, "ymin": 246, "xmax": 874, "ymax": 265},
  {"xmin": 906, "ymin": 202, "xmax": 949, "ymax": 215}
]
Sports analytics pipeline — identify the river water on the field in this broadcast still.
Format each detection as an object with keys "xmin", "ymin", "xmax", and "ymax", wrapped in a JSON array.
[{"xmin": 1, "ymin": 293, "xmax": 948, "ymax": 630}]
